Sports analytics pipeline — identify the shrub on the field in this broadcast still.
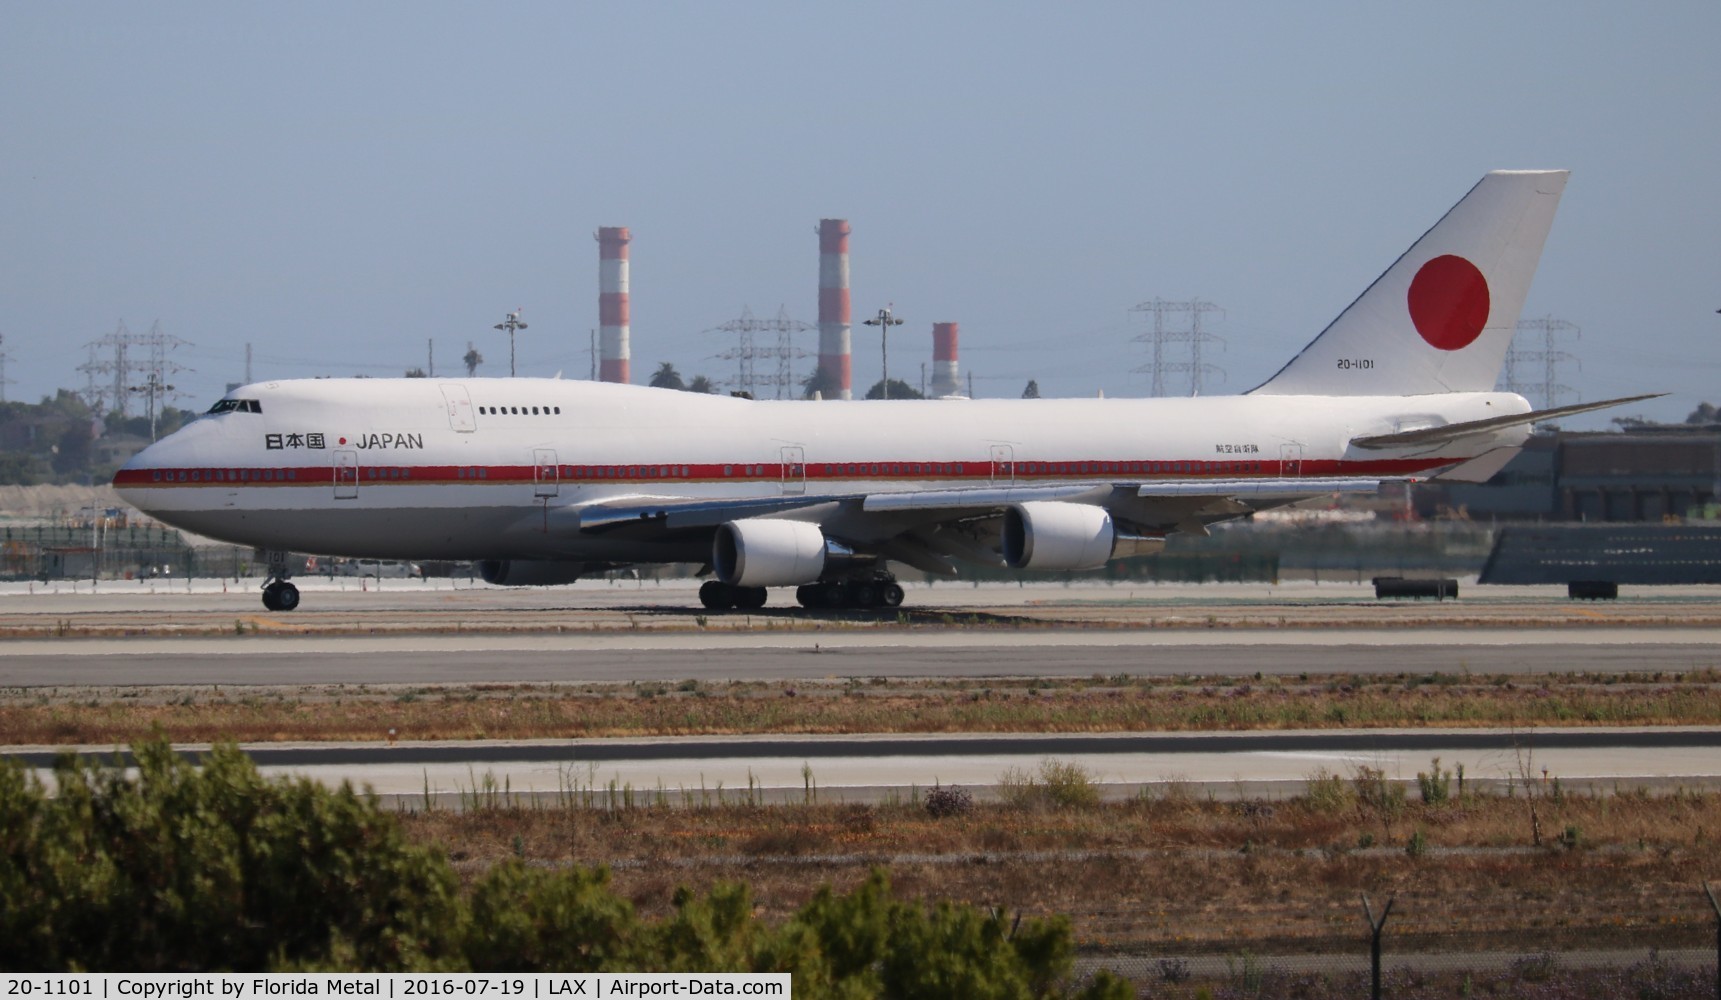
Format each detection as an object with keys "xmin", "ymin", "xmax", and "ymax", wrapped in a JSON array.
[
  {"xmin": 924, "ymin": 785, "xmax": 974, "ymax": 819},
  {"xmin": 1304, "ymin": 767, "xmax": 1355, "ymax": 814},
  {"xmin": 1039, "ymin": 759, "xmax": 1101, "ymax": 810},
  {"xmin": 0, "ymin": 741, "xmax": 460, "ymax": 971},
  {"xmin": 1352, "ymin": 765, "xmax": 1407, "ymax": 820},
  {"xmin": 0, "ymin": 747, "xmax": 1108, "ymax": 991},
  {"xmin": 997, "ymin": 759, "xmax": 1101, "ymax": 811},
  {"xmin": 1416, "ymin": 757, "xmax": 1453, "ymax": 805},
  {"xmin": 464, "ymin": 862, "xmax": 639, "ymax": 972}
]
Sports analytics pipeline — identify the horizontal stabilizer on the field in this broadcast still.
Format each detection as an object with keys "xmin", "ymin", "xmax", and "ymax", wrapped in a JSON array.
[{"xmin": 1349, "ymin": 393, "xmax": 1663, "ymax": 450}]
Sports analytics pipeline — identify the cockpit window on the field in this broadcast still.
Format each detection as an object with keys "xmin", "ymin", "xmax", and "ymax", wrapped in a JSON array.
[{"xmin": 206, "ymin": 399, "xmax": 263, "ymax": 415}]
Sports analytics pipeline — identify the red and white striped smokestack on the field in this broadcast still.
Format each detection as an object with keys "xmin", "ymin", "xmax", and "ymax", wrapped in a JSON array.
[
  {"xmin": 597, "ymin": 226, "xmax": 631, "ymax": 383},
  {"xmin": 931, "ymin": 322, "xmax": 960, "ymax": 398},
  {"xmin": 817, "ymin": 219, "xmax": 852, "ymax": 399}
]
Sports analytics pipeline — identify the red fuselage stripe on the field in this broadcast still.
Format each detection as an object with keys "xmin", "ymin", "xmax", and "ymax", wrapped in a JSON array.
[{"xmin": 112, "ymin": 456, "xmax": 1445, "ymax": 488}]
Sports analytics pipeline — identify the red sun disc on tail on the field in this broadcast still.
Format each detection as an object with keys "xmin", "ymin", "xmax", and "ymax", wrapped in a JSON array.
[{"xmin": 1407, "ymin": 255, "xmax": 1490, "ymax": 351}]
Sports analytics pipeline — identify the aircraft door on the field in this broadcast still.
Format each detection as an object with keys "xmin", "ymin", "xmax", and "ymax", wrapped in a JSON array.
[
  {"xmin": 1279, "ymin": 443, "xmax": 1304, "ymax": 477},
  {"xmin": 780, "ymin": 446, "xmax": 806, "ymax": 495},
  {"xmin": 990, "ymin": 445, "xmax": 1015, "ymax": 485},
  {"xmin": 334, "ymin": 450, "xmax": 359, "ymax": 500},
  {"xmin": 440, "ymin": 384, "xmax": 477, "ymax": 432},
  {"xmin": 533, "ymin": 448, "xmax": 559, "ymax": 498}
]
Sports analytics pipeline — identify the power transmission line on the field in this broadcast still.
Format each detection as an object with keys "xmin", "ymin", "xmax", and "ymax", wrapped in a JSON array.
[
  {"xmin": 707, "ymin": 305, "xmax": 813, "ymax": 399},
  {"xmin": 1505, "ymin": 315, "xmax": 1580, "ymax": 409},
  {"xmin": 1130, "ymin": 298, "xmax": 1226, "ymax": 396}
]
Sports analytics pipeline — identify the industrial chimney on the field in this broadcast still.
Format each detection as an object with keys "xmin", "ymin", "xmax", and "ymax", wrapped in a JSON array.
[
  {"xmin": 931, "ymin": 322, "xmax": 960, "ymax": 398},
  {"xmin": 597, "ymin": 226, "xmax": 631, "ymax": 383},
  {"xmin": 817, "ymin": 219, "xmax": 852, "ymax": 399}
]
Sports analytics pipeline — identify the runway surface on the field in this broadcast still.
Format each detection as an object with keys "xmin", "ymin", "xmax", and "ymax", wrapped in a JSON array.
[
  {"xmin": 6, "ymin": 579, "xmax": 1719, "ymax": 796},
  {"xmin": 3, "ymin": 575, "xmax": 1720, "ymax": 685},
  {"xmin": 1, "ymin": 628, "xmax": 1717, "ymax": 686},
  {"xmin": 14, "ymin": 728, "xmax": 1718, "ymax": 805}
]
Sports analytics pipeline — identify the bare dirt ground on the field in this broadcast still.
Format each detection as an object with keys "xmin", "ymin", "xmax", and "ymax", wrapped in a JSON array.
[
  {"xmin": 4, "ymin": 670, "xmax": 1720, "ymax": 744},
  {"xmin": 402, "ymin": 779, "xmax": 1721, "ymax": 961}
]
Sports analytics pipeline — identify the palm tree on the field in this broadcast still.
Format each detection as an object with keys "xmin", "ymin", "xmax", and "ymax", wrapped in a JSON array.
[
  {"xmin": 801, "ymin": 365, "xmax": 841, "ymax": 400},
  {"xmin": 687, "ymin": 375, "xmax": 716, "ymax": 394},
  {"xmin": 649, "ymin": 362, "xmax": 686, "ymax": 391},
  {"xmin": 462, "ymin": 345, "xmax": 483, "ymax": 377},
  {"xmin": 1022, "ymin": 379, "xmax": 1041, "ymax": 399}
]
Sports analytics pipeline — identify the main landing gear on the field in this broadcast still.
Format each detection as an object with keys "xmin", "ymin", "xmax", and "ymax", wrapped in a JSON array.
[
  {"xmin": 796, "ymin": 579, "xmax": 904, "ymax": 610},
  {"xmin": 697, "ymin": 574, "xmax": 906, "ymax": 611},
  {"xmin": 698, "ymin": 580, "xmax": 769, "ymax": 610},
  {"xmin": 260, "ymin": 550, "xmax": 300, "ymax": 612}
]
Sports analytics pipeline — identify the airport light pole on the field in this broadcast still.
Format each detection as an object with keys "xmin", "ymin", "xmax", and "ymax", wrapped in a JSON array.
[
  {"xmin": 863, "ymin": 306, "xmax": 903, "ymax": 399},
  {"xmin": 127, "ymin": 372, "xmax": 175, "ymax": 442},
  {"xmin": 494, "ymin": 310, "xmax": 527, "ymax": 378}
]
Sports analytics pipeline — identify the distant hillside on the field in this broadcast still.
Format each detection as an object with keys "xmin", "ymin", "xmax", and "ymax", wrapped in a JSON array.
[
  {"xmin": 0, "ymin": 484, "xmax": 125, "ymax": 520},
  {"xmin": 0, "ymin": 391, "xmax": 192, "ymax": 486}
]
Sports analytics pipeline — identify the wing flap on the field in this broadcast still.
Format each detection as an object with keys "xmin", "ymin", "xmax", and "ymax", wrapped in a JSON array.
[
  {"xmin": 861, "ymin": 484, "xmax": 1105, "ymax": 513},
  {"xmin": 576, "ymin": 494, "xmax": 837, "ymax": 533},
  {"xmin": 1137, "ymin": 478, "xmax": 1387, "ymax": 499}
]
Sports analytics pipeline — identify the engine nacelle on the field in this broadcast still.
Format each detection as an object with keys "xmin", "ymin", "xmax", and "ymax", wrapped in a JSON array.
[
  {"xmin": 1001, "ymin": 501, "xmax": 1117, "ymax": 571},
  {"xmin": 713, "ymin": 519, "xmax": 834, "ymax": 587},
  {"xmin": 478, "ymin": 559, "xmax": 590, "ymax": 587}
]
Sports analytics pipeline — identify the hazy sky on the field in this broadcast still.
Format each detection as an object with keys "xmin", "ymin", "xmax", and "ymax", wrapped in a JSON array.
[{"xmin": 3, "ymin": 3, "xmax": 1716, "ymax": 425}]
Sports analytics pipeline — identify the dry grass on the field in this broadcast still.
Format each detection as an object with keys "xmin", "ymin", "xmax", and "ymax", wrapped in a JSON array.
[
  {"xmin": 399, "ymin": 780, "xmax": 1721, "ymax": 956},
  {"xmin": 4, "ymin": 670, "xmax": 1721, "ymax": 744}
]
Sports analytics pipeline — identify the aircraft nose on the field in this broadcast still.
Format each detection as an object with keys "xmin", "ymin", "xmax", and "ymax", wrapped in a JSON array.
[
  {"xmin": 112, "ymin": 437, "xmax": 170, "ymax": 505},
  {"xmin": 112, "ymin": 421, "xmax": 214, "ymax": 508}
]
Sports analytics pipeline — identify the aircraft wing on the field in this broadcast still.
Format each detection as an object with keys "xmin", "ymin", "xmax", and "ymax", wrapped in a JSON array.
[{"xmin": 564, "ymin": 477, "xmax": 1390, "ymax": 563}]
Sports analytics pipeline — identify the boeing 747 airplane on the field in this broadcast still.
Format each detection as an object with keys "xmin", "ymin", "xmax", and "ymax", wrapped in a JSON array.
[{"xmin": 113, "ymin": 170, "xmax": 1651, "ymax": 611}]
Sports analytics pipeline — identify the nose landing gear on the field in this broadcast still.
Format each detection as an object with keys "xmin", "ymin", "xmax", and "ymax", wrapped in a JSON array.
[{"xmin": 260, "ymin": 550, "xmax": 300, "ymax": 612}]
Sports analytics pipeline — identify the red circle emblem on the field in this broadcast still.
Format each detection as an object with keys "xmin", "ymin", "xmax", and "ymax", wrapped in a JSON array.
[{"xmin": 1407, "ymin": 255, "xmax": 1490, "ymax": 351}]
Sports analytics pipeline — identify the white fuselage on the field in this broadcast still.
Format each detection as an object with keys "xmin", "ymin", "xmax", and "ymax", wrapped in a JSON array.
[{"xmin": 113, "ymin": 377, "xmax": 1529, "ymax": 562}]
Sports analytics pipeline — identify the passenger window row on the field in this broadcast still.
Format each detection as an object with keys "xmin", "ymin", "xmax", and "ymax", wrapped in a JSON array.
[
  {"xmin": 480, "ymin": 405, "xmax": 562, "ymax": 416},
  {"xmin": 821, "ymin": 463, "xmax": 966, "ymax": 477},
  {"xmin": 575, "ymin": 466, "xmax": 690, "ymax": 479},
  {"xmin": 150, "ymin": 468, "xmax": 296, "ymax": 483}
]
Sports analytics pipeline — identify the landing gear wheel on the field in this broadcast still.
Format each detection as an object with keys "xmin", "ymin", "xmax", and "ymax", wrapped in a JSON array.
[
  {"xmin": 735, "ymin": 586, "xmax": 768, "ymax": 610},
  {"xmin": 261, "ymin": 581, "xmax": 300, "ymax": 612},
  {"xmin": 880, "ymin": 583, "xmax": 905, "ymax": 608},
  {"xmin": 699, "ymin": 580, "xmax": 736, "ymax": 610},
  {"xmin": 796, "ymin": 585, "xmax": 820, "ymax": 608},
  {"xmin": 849, "ymin": 582, "xmax": 880, "ymax": 608},
  {"xmin": 261, "ymin": 549, "xmax": 299, "ymax": 611}
]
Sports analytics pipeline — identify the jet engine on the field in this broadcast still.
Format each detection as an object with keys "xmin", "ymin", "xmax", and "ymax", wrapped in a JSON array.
[
  {"xmin": 478, "ymin": 559, "xmax": 591, "ymax": 587},
  {"xmin": 714, "ymin": 519, "xmax": 856, "ymax": 587},
  {"xmin": 1001, "ymin": 501, "xmax": 1118, "ymax": 571}
]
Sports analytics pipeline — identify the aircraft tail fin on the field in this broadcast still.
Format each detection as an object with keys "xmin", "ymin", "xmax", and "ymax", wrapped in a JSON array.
[{"xmin": 1251, "ymin": 170, "xmax": 1569, "ymax": 397}]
